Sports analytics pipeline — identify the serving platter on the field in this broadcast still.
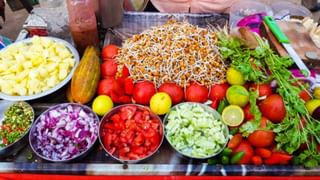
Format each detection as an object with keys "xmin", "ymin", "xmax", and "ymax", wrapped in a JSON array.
[{"xmin": 0, "ymin": 37, "xmax": 80, "ymax": 101}]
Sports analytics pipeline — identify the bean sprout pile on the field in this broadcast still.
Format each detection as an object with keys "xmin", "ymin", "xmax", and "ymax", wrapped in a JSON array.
[{"xmin": 116, "ymin": 20, "xmax": 227, "ymax": 88}]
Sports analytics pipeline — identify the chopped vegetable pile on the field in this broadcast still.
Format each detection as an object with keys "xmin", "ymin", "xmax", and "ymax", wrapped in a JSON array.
[
  {"xmin": 101, "ymin": 105, "xmax": 163, "ymax": 161},
  {"xmin": 165, "ymin": 103, "xmax": 228, "ymax": 158},
  {"xmin": 31, "ymin": 104, "xmax": 99, "ymax": 161},
  {"xmin": 0, "ymin": 102, "xmax": 33, "ymax": 147},
  {"xmin": 116, "ymin": 19, "xmax": 226, "ymax": 88}
]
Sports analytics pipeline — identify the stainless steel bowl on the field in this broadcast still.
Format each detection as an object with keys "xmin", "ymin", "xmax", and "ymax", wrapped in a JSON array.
[
  {"xmin": 0, "ymin": 37, "xmax": 80, "ymax": 101},
  {"xmin": 99, "ymin": 104, "xmax": 164, "ymax": 163},
  {"xmin": 0, "ymin": 100, "xmax": 34, "ymax": 158},
  {"xmin": 29, "ymin": 103, "xmax": 99, "ymax": 162},
  {"xmin": 163, "ymin": 102, "xmax": 229, "ymax": 159}
]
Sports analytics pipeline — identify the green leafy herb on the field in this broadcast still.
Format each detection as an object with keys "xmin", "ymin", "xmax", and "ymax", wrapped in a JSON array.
[{"xmin": 216, "ymin": 29, "xmax": 320, "ymax": 168}]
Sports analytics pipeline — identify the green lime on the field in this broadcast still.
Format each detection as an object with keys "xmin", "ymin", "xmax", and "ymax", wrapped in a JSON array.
[
  {"xmin": 226, "ymin": 67, "xmax": 245, "ymax": 85},
  {"xmin": 222, "ymin": 105, "xmax": 244, "ymax": 127},
  {"xmin": 226, "ymin": 85, "xmax": 249, "ymax": 107}
]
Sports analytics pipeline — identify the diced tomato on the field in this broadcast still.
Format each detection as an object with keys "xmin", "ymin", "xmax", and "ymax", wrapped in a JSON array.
[
  {"xmin": 101, "ymin": 105, "xmax": 162, "ymax": 161},
  {"xmin": 149, "ymin": 133, "xmax": 161, "ymax": 145},
  {"xmin": 133, "ymin": 111, "xmax": 143, "ymax": 121},
  {"xmin": 120, "ymin": 106, "xmax": 137, "ymax": 119},
  {"xmin": 111, "ymin": 114, "xmax": 121, "ymax": 123},
  {"xmin": 131, "ymin": 146, "xmax": 145, "ymax": 155},
  {"xmin": 128, "ymin": 152, "xmax": 140, "ymax": 160},
  {"xmin": 133, "ymin": 134, "xmax": 144, "ymax": 146},
  {"xmin": 144, "ymin": 128, "xmax": 156, "ymax": 138},
  {"xmin": 151, "ymin": 121, "xmax": 160, "ymax": 130}
]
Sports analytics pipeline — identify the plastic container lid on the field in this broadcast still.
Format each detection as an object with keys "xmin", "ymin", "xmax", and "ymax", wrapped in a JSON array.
[
  {"xmin": 229, "ymin": 0, "xmax": 273, "ymax": 29},
  {"xmin": 271, "ymin": 1, "xmax": 312, "ymax": 19}
]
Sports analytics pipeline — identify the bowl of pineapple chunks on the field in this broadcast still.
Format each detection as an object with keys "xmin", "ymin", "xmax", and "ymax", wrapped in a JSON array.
[{"xmin": 0, "ymin": 36, "xmax": 79, "ymax": 101}]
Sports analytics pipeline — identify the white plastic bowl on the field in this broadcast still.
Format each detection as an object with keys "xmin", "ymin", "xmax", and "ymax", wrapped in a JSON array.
[{"xmin": 0, "ymin": 37, "xmax": 80, "ymax": 101}]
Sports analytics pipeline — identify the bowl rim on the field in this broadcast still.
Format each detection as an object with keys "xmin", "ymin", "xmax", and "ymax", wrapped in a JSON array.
[
  {"xmin": 0, "ymin": 37, "xmax": 80, "ymax": 101},
  {"xmin": 28, "ymin": 103, "xmax": 99, "ymax": 162},
  {"xmin": 98, "ymin": 104, "xmax": 164, "ymax": 163},
  {"xmin": 163, "ymin": 102, "xmax": 229, "ymax": 159},
  {"xmin": 0, "ymin": 101, "xmax": 35, "ymax": 151}
]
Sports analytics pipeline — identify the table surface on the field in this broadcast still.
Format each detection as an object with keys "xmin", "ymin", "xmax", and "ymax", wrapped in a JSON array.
[{"xmin": 1, "ymin": 10, "xmax": 320, "ymax": 176}]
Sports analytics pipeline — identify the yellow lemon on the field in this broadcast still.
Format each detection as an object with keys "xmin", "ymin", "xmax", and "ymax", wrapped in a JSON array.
[
  {"xmin": 226, "ymin": 85, "xmax": 249, "ymax": 107},
  {"xmin": 222, "ymin": 105, "xmax": 244, "ymax": 127},
  {"xmin": 226, "ymin": 67, "xmax": 245, "ymax": 85},
  {"xmin": 92, "ymin": 95, "xmax": 113, "ymax": 116},
  {"xmin": 313, "ymin": 87, "xmax": 320, "ymax": 99},
  {"xmin": 150, "ymin": 92, "xmax": 172, "ymax": 115},
  {"xmin": 305, "ymin": 99, "xmax": 320, "ymax": 115}
]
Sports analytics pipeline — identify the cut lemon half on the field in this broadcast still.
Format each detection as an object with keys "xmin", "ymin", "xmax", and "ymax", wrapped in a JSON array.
[{"xmin": 221, "ymin": 105, "xmax": 244, "ymax": 127}]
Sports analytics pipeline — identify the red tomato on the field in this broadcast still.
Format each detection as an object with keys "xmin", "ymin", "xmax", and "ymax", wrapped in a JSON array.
[
  {"xmin": 248, "ymin": 117, "xmax": 275, "ymax": 147},
  {"xmin": 227, "ymin": 133, "xmax": 243, "ymax": 149},
  {"xmin": 158, "ymin": 82, "xmax": 184, "ymax": 104},
  {"xmin": 185, "ymin": 83, "xmax": 209, "ymax": 103},
  {"xmin": 97, "ymin": 78, "xmax": 124, "ymax": 102},
  {"xmin": 243, "ymin": 104, "xmax": 254, "ymax": 121},
  {"xmin": 121, "ymin": 65, "xmax": 130, "ymax": 78},
  {"xmin": 250, "ymin": 84, "xmax": 272, "ymax": 98},
  {"xmin": 209, "ymin": 83, "xmax": 229, "ymax": 101},
  {"xmin": 101, "ymin": 60, "xmax": 118, "ymax": 78},
  {"xmin": 299, "ymin": 89, "xmax": 311, "ymax": 102},
  {"xmin": 233, "ymin": 140, "xmax": 254, "ymax": 164},
  {"xmin": 101, "ymin": 44, "xmax": 119, "ymax": 60},
  {"xmin": 259, "ymin": 94, "xmax": 286, "ymax": 123},
  {"xmin": 101, "ymin": 106, "xmax": 162, "ymax": 161},
  {"xmin": 133, "ymin": 81, "xmax": 156, "ymax": 105},
  {"xmin": 124, "ymin": 78, "xmax": 134, "ymax": 95},
  {"xmin": 248, "ymin": 130, "xmax": 275, "ymax": 148}
]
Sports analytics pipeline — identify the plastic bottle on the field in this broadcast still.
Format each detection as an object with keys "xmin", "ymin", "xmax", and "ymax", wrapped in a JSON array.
[{"xmin": 66, "ymin": 0, "xmax": 99, "ymax": 55}]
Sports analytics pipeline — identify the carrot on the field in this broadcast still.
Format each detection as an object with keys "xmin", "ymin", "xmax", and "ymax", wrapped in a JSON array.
[
  {"xmin": 255, "ymin": 148, "xmax": 272, "ymax": 158},
  {"xmin": 227, "ymin": 133, "xmax": 243, "ymax": 149},
  {"xmin": 252, "ymin": 155, "xmax": 263, "ymax": 165}
]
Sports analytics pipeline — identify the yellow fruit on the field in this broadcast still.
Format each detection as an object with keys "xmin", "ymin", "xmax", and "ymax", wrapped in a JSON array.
[
  {"xmin": 226, "ymin": 85, "xmax": 249, "ymax": 107},
  {"xmin": 92, "ymin": 95, "xmax": 113, "ymax": 116},
  {"xmin": 222, "ymin": 105, "xmax": 244, "ymax": 127},
  {"xmin": 226, "ymin": 67, "xmax": 245, "ymax": 85},
  {"xmin": 150, "ymin": 92, "xmax": 172, "ymax": 115},
  {"xmin": 313, "ymin": 87, "xmax": 320, "ymax": 99},
  {"xmin": 305, "ymin": 99, "xmax": 320, "ymax": 115}
]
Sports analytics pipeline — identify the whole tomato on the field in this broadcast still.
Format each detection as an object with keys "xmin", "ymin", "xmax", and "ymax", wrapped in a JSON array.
[
  {"xmin": 209, "ymin": 83, "xmax": 229, "ymax": 101},
  {"xmin": 158, "ymin": 82, "xmax": 184, "ymax": 104},
  {"xmin": 250, "ymin": 84, "xmax": 272, "ymax": 99},
  {"xmin": 247, "ymin": 117, "xmax": 275, "ymax": 148},
  {"xmin": 133, "ymin": 81, "xmax": 156, "ymax": 105},
  {"xmin": 185, "ymin": 83, "xmax": 209, "ymax": 103},
  {"xmin": 299, "ymin": 89, "xmax": 311, "ymax": 102},
  {"xmin": 233, "ymin": 140, "xmax": 254, "ymax": 164},
  {"xmin": 259, "ymin": 94, "xmax": 286, "ymax": 123},
  {"xmin": 101, "ymin": 44, "xmax": 119, "ymax": 60},
  {"xmin": 243, "ymin": 104, "xmax": 254, "ymax": 121},
  {"xmin": 101, "ymin": 60, "xmax": 118, "ymax": 78},
  {"xmin": 97, "ymin": 78, "xmax": 124, "ymax": 102}
]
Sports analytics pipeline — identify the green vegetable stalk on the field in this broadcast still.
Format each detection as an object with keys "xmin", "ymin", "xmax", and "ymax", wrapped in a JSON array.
[{"xmin": 216, "ymin": 28, "xmax": 320, "ymax": 168}]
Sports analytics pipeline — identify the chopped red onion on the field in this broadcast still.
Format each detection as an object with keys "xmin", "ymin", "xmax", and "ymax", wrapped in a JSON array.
[{"xmin": 31, "ymin": 104, "xmax": 99, "ymax": 161}]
